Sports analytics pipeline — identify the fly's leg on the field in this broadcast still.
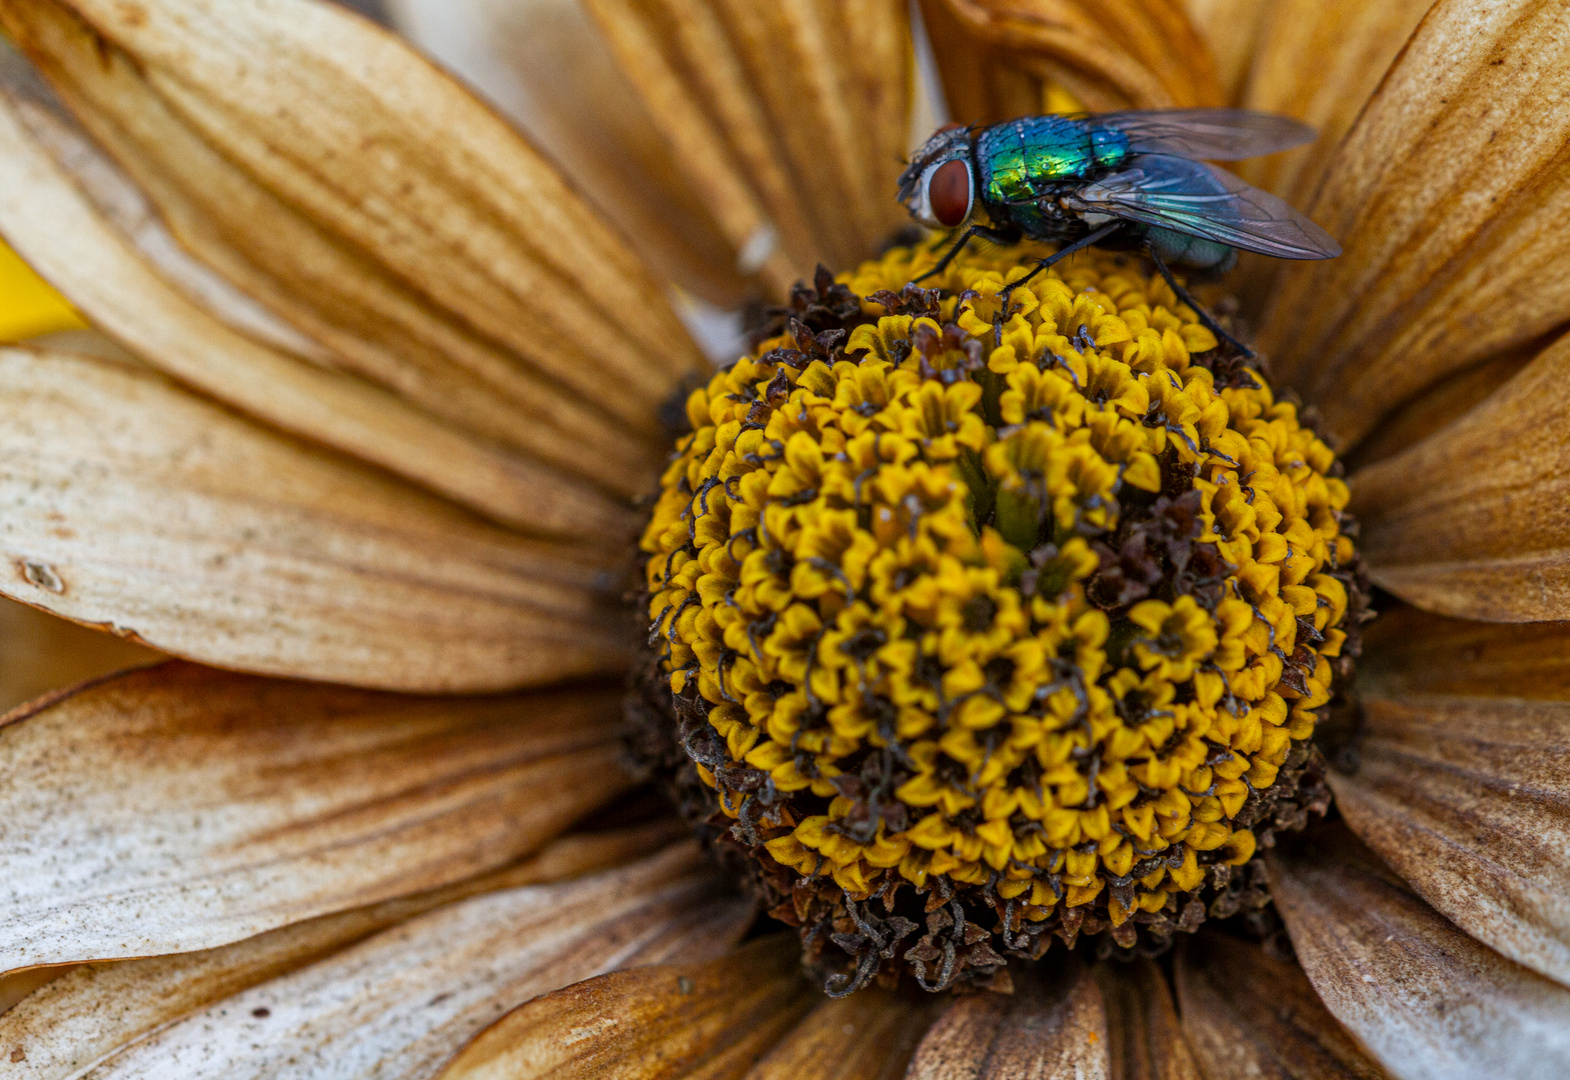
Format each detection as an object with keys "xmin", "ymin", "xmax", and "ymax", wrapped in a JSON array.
[
  {"xmin": 911, "ymin": 224, "xmax": 1020, "ymax": 284},
  {"xmin": 1145, "ymin": 244, "xmax": 1255, "ymax": 359},
  {"xmin": 997, "ymin": 222, "xmax": 1123, "ymax": 305}
]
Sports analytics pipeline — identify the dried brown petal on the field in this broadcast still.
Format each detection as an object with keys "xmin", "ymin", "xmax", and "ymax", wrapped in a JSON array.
[
  {"xmin": 0, "ymin": 0, "xmax": 697, "ymax": 514},
  {"xmin": 1361, "ymin": 606, "xmax": 1570, "ymax": 701},
  {"xmin": 0, "ymin": 662, "xmax": 633, "ymax": 968},
  {"xmin": 1330, "ymin": 694, "xmax": 1570, "ymax": 986},
  {"xmin": 1174, "ymin": 931, "xmax": 1388, "ymax": 1079},
  {"xmin": 0, "ymin": 826, "xmax": 688, "ymax": 1079},
  {"xmin": 742, "ymin": 989, "xmax": 939, "ymax": 1080},
  {"xmin": 1235, "ymin": 0, "xmax": 1432, "ymax": 207},
  {"xmin": 580, "ymin": 0, "xmax": 911, "ymax": 293},
  {"xmin": 388, "ymin": 0, "xmax": 751, "ymax": 306},
  {"xmin": 61, "ymin": 847, "xmax": 747, "ymax": 1080},
  {"xmin": 1093, "ymin": 958, "xmax": 1204, "ymax": 1080},
  {"xmin": 1269, "ymin": 824, "xmax": 1570, "ymax": 1079},
  {"xmin": 921, "ymin": 0, "xmax": 1222, "ymax": 120},
  {"xmin": 0, "ymin": 88, "xmax": 640, "ymax": 535},
  {"xmin": 1345, "ymin": 343, "xmax": 1538, "ymax": 472},
  {"xmin": 436, "ymin": 936, "xmax": 815, "ymax": 1080},
  {"xmin": 7, "ymin": 0, "xmax": 699, "ymax": 403},
  {"xmin": 1352, "ymin": 332, "xmax": 1570, "ymax": 621},
  {"xmin": 0, "ymin": 348, "xmax": 628, "ymax": 690},
  {"xmin": 1225, "ymin": 0, "xmax": 1433, "ymax": 311},
  {"xmin": 1181, "ymin": 0, "xmax": 1269, "ymax": 103},
  {"xmin": 905, "ymin": 960, "xmax": 1109, "ymax": 1079},
  {"xmin": 1258, "ymin": 0, "xmax": 1570, "ymax": 449}
]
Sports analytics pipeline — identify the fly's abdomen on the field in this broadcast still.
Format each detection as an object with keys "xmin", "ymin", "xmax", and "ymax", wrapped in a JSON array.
[
  {"xmin": 1146, "ymin": 226, "xmax": 1237, "ymax": 271},
  {"xmin": 978, "ymin": 116, "xmax": 1131, "ymax": 206}
]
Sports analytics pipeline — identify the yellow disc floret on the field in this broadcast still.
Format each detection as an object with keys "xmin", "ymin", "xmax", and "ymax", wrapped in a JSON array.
[{"xmin": 640, "ymin": 241, "xmax": 1354, "ymax": 963}]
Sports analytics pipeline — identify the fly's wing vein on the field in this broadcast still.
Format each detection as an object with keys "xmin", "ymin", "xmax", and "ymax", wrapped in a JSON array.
[
  {"xmin": 1065, "ymin": 156, "xmax": 1340, "ymax": 261},
  {"xmin": 1094, "ymin": 109, "xmax": 1316, "ymax": 161}
]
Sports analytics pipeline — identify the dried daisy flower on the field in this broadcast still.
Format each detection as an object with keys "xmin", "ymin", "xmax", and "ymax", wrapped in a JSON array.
[{"xmin": 0, "ymin": 1, "xmax": 1566, "ymax": 1078}]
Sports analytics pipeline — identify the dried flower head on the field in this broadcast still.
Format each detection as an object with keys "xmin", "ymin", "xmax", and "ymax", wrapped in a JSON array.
[{"xmin": 634, "ymin": 239, "xmax": 1367, "ymax": 993}]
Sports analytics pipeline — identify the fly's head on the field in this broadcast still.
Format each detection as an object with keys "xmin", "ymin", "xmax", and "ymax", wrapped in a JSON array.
[{"xmin": 900, "ymin": 123, "xmax": 977, "ymax": 230}]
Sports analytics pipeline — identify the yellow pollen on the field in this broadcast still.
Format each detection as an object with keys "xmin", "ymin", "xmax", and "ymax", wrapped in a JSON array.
[{"xmin": 641, "ymin": 240, "xmax": 1354, "ymax": 936}]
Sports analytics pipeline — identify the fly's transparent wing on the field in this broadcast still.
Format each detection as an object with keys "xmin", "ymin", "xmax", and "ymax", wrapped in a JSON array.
[
  {"xmin": 1065, "ymin": 155, "xmax": 1341, "ymax": 260},
  {"xmin": 1095, "ymin": 109, "xmax": 1316, "ymax": 161}
]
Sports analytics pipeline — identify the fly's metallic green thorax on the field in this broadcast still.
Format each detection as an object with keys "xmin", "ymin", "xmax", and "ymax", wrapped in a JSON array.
[{"xmin": 977, "ymin": 116, "xmax": 1130, "ymax": 206}]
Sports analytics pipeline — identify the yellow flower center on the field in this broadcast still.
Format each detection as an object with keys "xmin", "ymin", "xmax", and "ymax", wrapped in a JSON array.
[{"xmin": 637, "ymin": 240, "xmax": 1359, "ymax": 993}]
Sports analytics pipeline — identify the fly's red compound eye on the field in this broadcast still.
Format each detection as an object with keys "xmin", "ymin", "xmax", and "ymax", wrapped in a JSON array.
[{"xmin": 927, "ymin": 158, "xmax": 972, "ymax": 228}]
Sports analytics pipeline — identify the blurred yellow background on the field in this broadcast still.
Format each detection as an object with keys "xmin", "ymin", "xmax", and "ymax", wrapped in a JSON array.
[{"xmin": 0, "ymin": 237, "xmax": 85, "ymax": 340}]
